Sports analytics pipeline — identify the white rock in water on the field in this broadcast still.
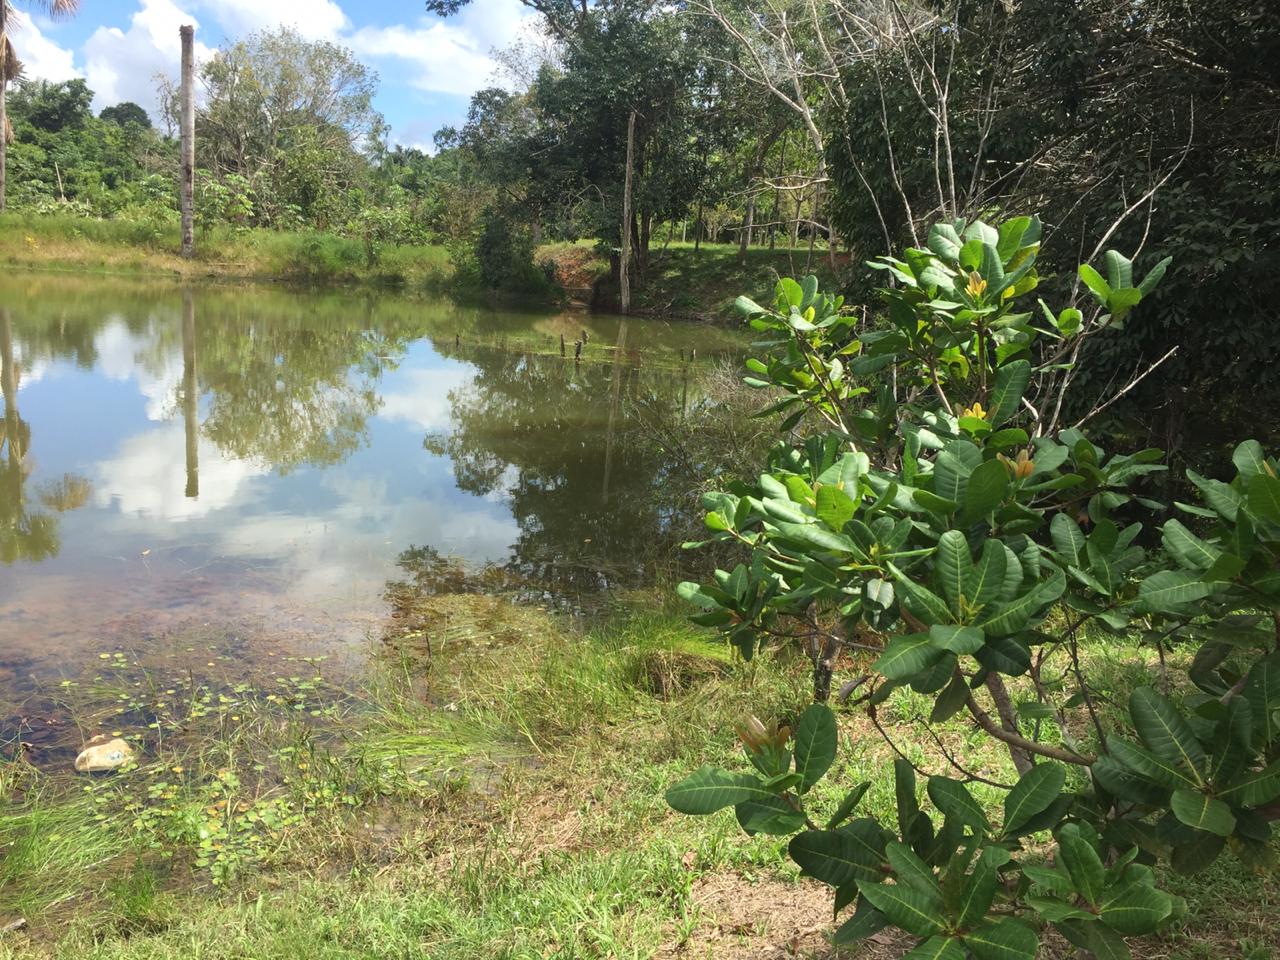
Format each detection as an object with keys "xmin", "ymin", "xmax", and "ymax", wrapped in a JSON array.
[{"xmin": 74, "ymin": 735, "xmax": 135, "ymax": 772}]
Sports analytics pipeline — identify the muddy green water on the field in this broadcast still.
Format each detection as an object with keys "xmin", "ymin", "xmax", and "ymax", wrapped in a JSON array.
[{"xmin": 0, "ymin": 273, "xmax": 740, "ymax": 705}]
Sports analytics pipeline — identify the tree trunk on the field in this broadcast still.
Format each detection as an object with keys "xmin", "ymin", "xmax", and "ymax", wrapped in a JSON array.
[
  {"xmin": 638, "ymin": 208, "xmax": 651, "ymax": 281},
  {"xmin": 181, "ymin": 289, "xmax": 200, "ymax": 499},
  {"xmin": 619, "ymin": 109, "xmax": 636, "ymax": 314},
  {"xmin": 179, "ymin": 24, "xmax": 196, "ymax": 258},
  {"xmin": 811, "ymin": 634, "xmax": 842, "ymax": 704},
  {"xmin": 1, "ymin": 72, "xmax": 7, "ymax": 215},
  {"xmin": 986, "ymin": 674, "xmax": 1034, "ymax": 774},
  {"xmin": 738, "ymin": 195, "xmax": 755, "ymax": 266}
]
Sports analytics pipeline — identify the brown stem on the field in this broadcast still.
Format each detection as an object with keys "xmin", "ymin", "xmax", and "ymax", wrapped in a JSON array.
[
  {"xmin": 984, "ymin": 674, "xmax": 1034, "ymax": 775},
  {"xmin": 965, "ymin": 690, "xmax": 1095, "ymax": 767}
]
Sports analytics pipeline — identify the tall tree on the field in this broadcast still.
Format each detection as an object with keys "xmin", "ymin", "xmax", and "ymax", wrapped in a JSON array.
[
  {"xmin": 195, "ymin": 26, "xmax": 383, "ymax": 227},
  {"xmin": 0, "ymin": 0, "xmax": 80, "ymax": 211}
]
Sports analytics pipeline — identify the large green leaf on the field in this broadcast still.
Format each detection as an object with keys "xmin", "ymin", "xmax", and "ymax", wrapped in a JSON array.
[
  {"xmin": 1107, "ymin": 737, "xmax": 1199, "ymax": 790},
  {"xmin": 1161, "ymin": 519, "xmax": 1220, "ymax": 571},
  {"xmin": 833, "ymin": 896, "xmax": 888, "ymax": 944},
  {"xmin": 667, "ymin": 767, "xmax": 775, "ymax": 814},
  {"xmin": 1099, "ymin": 882, "xmax": 1174, "ymax": 935},
  {"xmin": 1078, "ymin": 264, "xmax": 1111, "ymax": 305},
  {"xmin": 964, "ymin": 918, "xmax": 1039, "ymax": 960},
  {"xmin": 956, "ymin": 846, "xmax": 1006, "ymax": 927},
  {"xmin": 789, "ymin": 829, "xmax": 884, "ymax": 887},
  {"xmin": 930, "ymin": 624, "xmax": 985, "ymax": 655},
  {"xmin": 902, "ymin": 937, "xmax": 966, "ymax": 960},
  {"xmin": 936, "ymin": 530, "xmax": 971, "ymax": 615},
  {"xmin": 1003, "ymin": 763, "xmax": 1065, "ymax": 834},
  {"xmin": 1246, "ymin": 473, "xmax": 1280, "ymax": 523},
  {"xmin": 1129, "ymin": 689, "xmax": 1206, "ymax": 785},
  {"xmin": 859, "ymin": 882, "xmax": 945, "ymax": 938},
  {"xmin": 889, "ymin": 564, "xmax": 955, "ymax": 625},
  {"xmin": 1243, "ymin": 652, "xmax": 1280, "ymax": 747},
  {"xmin": 826, "ymin": 782, "xmax": 872, "ymax": 829},
  {"xmin": 794, "ymin": 703, "xmax": 838, "ymax": 791},
  {"xmin": 976, "ymin": 568, "xmax": 1065, "ymax": 636},
  {"xmin": 1232, "ymin": 439, "xmax": 1269, "ymax": 479},
  {"xmin": 1058, "ymin": 919, "xmax": 1132, "ymax": 960},
  {"xmin": 1136, "ymin": 571, "xmax": 1220, "ymax": 614},
  {"xmin": 1170, "ymin": 789, "xmax": 1236, "ymax": 837},
  {"xmin": 1220, "ymin": 758, "xmax": 1280, "ymax": 806},
  {"xmin": 961, "ymin": 459, "xmax": 1010, "ymax": 524},
  {"xmin": 735, "ymin": 796, "xmax": 808, "ymax": 835},
  {"xmin": 774, "ymin": 521, "xmax": 860, "ymax": 555},
  {"xmin": 1050, "ymin": 513, "xmax": 1086, "ymax": 568},
  {"xmin": 934, "ymin": 441, "xmax": 983, "ymax": 503},
  {"xmin": 1056, "ymin": 823, "xmax": 1104, "ymax": 906},
  {"xmin": 927, "ymin": 777, "xmax": 989, "ymax": 831},
  {"xmin": 876, "ymin": 633, "xmax": 946, "ymax": 681},
  {"xmin": 965, "ymin": 540, "xmax": 1008, "ymax": 612},
  {"xmin": 815, "ymin": 484, "xmax": 858, "ymax": 531},
  {"xmin": 885, "ymin": 841, "xmax": 942, "ymax": 895},
  {"xmin": 989, "ymin": 360, "xmax": 1032, "ymax": 426},
  {"xmin": 930, "ymin": 675, "xmax": 970, "ymax": 723}
]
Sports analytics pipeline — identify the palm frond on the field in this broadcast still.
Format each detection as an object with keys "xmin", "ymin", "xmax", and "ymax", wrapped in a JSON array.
[
  {"xmin": 42, "ymin": 0, "xmax": 80, "ymax": 19},
  {"xmin": 1, "ymin": 35, "xmax": 20, "ymax": 85}
]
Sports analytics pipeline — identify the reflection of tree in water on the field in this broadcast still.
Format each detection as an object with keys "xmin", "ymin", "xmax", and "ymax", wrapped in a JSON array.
[
  {"xmin": 0, "ymin": 309, "xmax": 92, "ymax": 563},
  {"xmin": 192, "ymin": 301, "xmax": 420, "ymax": 475},
  {"xmin": 424, "ymin": 335, "xmax": 694, "ymax": 594},
  {"xmin": 5, "ymin": 283, "xmax": 432, "ymax": 481}
]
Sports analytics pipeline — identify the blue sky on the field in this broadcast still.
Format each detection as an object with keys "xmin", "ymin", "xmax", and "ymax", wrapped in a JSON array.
[{"xmin": 7, "ymin": 0, "xmax": 540, "ymax": 148}]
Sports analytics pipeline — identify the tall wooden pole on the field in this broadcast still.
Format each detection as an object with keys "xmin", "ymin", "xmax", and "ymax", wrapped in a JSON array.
[
  {"xmin": 179, "ymin": 24, "xmax": 195, "ymax": 258},
  {"xmin": 619, "ymin": 110, "xmax": 636, "ymax": 314}
]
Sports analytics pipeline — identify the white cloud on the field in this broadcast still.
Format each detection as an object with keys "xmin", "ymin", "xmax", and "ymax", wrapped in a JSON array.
[
  {"xmin": 6, "ymin": 10, "xmax": 81, "ymax": 83},
  {"xmin": 348, "ymin": 0, "xmax": 539, "ymax": 98},
  {"xmin": 95, "ymin": 423, "xmax": 269, "ymax": 521},
  {"xmin": 196, "ymin": 0, "xmax": 348, "ymax": 41},
  {"xmin": 81, "ymin": 0, "xmax": 212, "ymax": 114},
  {"xmin": 377, "ymin": 364, "xmax": 474, "ymax": 432}
]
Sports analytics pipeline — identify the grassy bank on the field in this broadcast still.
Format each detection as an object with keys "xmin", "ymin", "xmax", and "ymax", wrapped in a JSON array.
[
  {"xmin": 0, "ymin": 213, "xmax": 454, "ymax": 289},
  {"xmin": 2, "ymin": 213, "xmax": 837, "ymax": 319},
  {"xmin": 2, "ymin": 589, "xmax": 1276, "ymax": 959}
]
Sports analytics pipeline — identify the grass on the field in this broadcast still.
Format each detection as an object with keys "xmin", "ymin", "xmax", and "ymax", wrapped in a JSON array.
[
  {"xmin": 1, "ymin": 592, "xmax": 1278, "ymax": 959},
  {"xmin": 0, "ymin": 213, "xmax": 455, "ymax": 290}
]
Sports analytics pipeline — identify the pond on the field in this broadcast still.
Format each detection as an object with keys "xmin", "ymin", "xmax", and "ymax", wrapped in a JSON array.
[{"xmin": 0, "ymin": 273, "xmax": 741, "ymax": 709}]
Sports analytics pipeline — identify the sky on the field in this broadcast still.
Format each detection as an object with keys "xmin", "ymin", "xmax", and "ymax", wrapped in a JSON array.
[{"xmin": 6, "ymin": 0, "xmax": 542, "ymax": 149}]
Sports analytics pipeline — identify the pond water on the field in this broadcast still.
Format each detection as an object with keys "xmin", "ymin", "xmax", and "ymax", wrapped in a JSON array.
[{"xmin": 0, "ymin": 273, "xmax": 740, "ymax": 705}]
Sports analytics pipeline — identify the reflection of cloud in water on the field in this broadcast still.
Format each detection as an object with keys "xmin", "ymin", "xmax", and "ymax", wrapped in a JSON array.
[
  {"xmin": 212, "ymin": 471, "xmax": 522, "ymax": 591},
  {"xmin": 376, "ymin": 364, "xmax": 474, "ymax": 432},
  {"xmin": 93, "ymin": 318, "xmax": 183, "ymax": 422},
  {"xmin": 94, "ymin": 423, "xmax": 268, "ymax": 521}
]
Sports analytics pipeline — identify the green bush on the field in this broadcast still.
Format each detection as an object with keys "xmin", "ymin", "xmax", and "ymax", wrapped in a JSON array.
[{"xmin": 667, "ymin": 215, "xmax": 1280, "ymax": 959}]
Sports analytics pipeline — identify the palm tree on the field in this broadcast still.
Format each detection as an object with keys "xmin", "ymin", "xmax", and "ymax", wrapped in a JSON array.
[{"xmin": 0, "ymin": 0, "xmax": 80, "ymax": 212}]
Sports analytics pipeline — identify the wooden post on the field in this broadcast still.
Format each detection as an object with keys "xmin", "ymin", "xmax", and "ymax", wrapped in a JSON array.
[
  {"xmin": 619, "ymin": 109, "xmax": 637, "ymax": 314},
  {"xmin": 179, "ymin": 24, "xmax": 196, "ymax": 259}
]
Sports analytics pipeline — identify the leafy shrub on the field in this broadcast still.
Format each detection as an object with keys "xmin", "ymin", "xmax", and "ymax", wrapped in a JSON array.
[{"xmin": 667, "ymin": 215, "xmax": 1280, "ymax": 959}]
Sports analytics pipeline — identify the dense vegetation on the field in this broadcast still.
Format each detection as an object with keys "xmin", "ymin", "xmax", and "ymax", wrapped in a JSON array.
[{"xmin": 667, "ymin": 215, "xmax": 1280, "ymax": 959}]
